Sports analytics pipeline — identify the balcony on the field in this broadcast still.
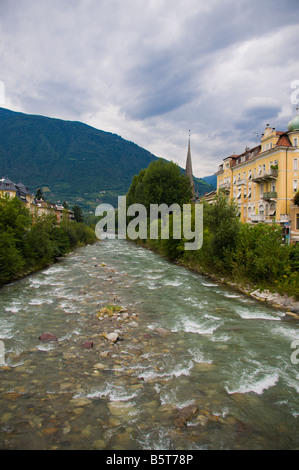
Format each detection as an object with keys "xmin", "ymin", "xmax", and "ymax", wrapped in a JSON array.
[
  {"xmin": 236, "ymin": 179, "xmax": 246, "ymax": 186},
  {"xmin": 251, "ymin": 214, "xmax": 265, "ymax": 223},
  {"xmin": 279, "ymin": 214, "xmax": 290, "ymax": 223},
  {"xmin": 252, "ymin": 169, "xmax": 278, "ymax": 183},
  {"xmin": 263, "ymin": 191, "xmax": 277, "ymax": 200},
  {"xmin": 218, "ymin": 182, "xmax": 230, "ymax": 192}
]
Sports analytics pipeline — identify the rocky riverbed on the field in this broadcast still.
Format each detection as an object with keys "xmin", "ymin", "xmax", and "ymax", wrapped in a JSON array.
[{"xmin": 1, "ymin": 240, "xmax": 298, "ymax": 450}]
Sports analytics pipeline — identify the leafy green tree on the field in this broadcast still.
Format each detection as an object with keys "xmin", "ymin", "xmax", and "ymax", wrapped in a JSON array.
[
  {"xmin": 0, "ymin": 196, "xmax": 32, "ymax": 249},
  {"xmin": 0, "ymin": 231, "xmax": 25, "ymax": 282},
  {"xmin": 126, "ymin": 159, "xmax": 193, "ymax": 210},
  {"xmin": 72, "ymin": 204, "xmax": 84, "ymax": 223},
  {"xmin": 230, "ymin": 223, "xmax": 287, "ymax": 284},
  {"xmin": 23, "ymin": 214, "xmax": 58, "ymax": 267},
  {"xmin": 203, "ymin": 191, "xmax": 241, "ymax": 265},
  {"xmin": 35, "ymin": 188, "xmax": 43, "ymax": 200}
]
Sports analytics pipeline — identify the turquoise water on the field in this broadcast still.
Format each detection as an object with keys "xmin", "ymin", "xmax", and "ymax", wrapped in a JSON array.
[{"xmin": 0, "ymin": 239, "xmax": 298, "ymax": 449}]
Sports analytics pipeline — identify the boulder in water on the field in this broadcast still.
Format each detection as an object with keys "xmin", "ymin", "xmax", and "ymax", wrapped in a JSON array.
[
  {"xmin": 173, "ymin": 404, "xmax": 199, "ymax": 428},
  {"xmin": 39, "ymin": 332, "xmax": 58, "ymax": 342}
]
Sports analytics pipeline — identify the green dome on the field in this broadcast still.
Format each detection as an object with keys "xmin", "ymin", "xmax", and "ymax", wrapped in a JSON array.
[{"xmin": 287, "ymin": 113, "xmax": 299, "ymax": 131}]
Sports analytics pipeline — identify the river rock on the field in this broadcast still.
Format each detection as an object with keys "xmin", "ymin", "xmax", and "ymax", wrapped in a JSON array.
[
  {"xmin": 173, "ymin": 404, "xmax": 199, "ymax": 428},
  {"xmin": 82, "ymin": 341, "xmax": 93, "ymax": 349},
  {"xmin": 154, "ymin": 327, "xmax": 170, "ymax": 336},
  {"xmin": 39, "ymin": 332, "xmax": 58, "ymax": 342},
  {"xmin": 285, "ymin": 311, "xmax": 299, "ymax": 320},
  {"xmin": 104, "ymin": 332, "xmax": 119, "ymax": 343}
]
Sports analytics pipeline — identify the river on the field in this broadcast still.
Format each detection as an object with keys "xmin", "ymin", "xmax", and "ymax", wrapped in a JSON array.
[{"xmin": 0, "ymin": 239, "xmax": 298, "ymax": 450}]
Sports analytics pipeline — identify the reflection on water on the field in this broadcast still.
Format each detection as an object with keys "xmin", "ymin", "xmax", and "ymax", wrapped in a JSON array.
[{"xmin": 0, "ymin": 239, "xmax": 298, "ymax": 449}]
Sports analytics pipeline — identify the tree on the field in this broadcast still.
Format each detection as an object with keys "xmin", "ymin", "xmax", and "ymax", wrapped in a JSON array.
[
  {"xmin": 203, "ymin": 191, "xmax": 241, "ymax": 264},
  {"xmin": 72, "ymin": 204, "xmax": 84, "ymax": 223},
  {"xmin": 126, "ymin": 159, "xmax": 193, "ymax": 210},
  {"xmin": 0, "ymin": 231, "xmax": 25, "ymax": 282},
  {"xmin": 36, "ymin": 188, "xmax": 43, "ymax": 200},
  {"xmin": 231, "ymin": 223, "xmax": 288, "ymax": 284}
]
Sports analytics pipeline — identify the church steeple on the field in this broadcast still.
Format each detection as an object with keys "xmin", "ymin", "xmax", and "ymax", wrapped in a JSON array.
[{"xmin": 185, "ymin": 131, "xmax": 195, "ymax": 198}]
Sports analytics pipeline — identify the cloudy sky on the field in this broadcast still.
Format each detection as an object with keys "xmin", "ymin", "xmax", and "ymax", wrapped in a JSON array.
[{"xmin": 1, "ymin": 0, "xmax": 299, "ymax": 177}]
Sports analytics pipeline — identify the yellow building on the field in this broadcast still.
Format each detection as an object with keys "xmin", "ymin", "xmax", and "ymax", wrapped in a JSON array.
[
  {"xmin": 216, "ymin": 111, "xmax": 299, "ymax": 243},
  {"xmin": 0, "ymin": 177, "xmax": 35, "ymax": 209}
]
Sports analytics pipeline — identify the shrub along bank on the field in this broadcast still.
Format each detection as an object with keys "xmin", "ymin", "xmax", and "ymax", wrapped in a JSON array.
[
  {"xmin": 126, "ymin": 173, "xmax": 299, "ymax": 300},
  {"xmin": 0, "ymin": 196, "xmax": 96, "ymax": 285}
]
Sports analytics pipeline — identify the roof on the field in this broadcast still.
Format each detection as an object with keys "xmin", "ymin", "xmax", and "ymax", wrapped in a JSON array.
[
  {"xmin": 275, "ymin": 133, "xmax": 292, "ymax": 147},
  {"xmin": 0, "ymin": 178, "xmax": 18, "ymax": 192}
]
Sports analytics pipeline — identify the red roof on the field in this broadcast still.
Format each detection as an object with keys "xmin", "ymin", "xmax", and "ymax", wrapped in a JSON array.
[{"xmin": 275, "ymin": 133, "xmax": 292, "ymax": 147}]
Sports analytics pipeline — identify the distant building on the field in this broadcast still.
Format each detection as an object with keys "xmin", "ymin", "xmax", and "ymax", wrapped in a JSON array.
[
  {"xmin": 215, "ymin": 110, "xmax": 299, "ymax": 243},
  {"xmin": 0, "ymin": 177, "xmax": 35, "ymax": 207},
  {"xmin": 0, "ymin": 177, "xmax": 74, "ymax": 223},
  {"xmin": 198, "ymin": 190, "xmax": 217, "ymax": 205}
]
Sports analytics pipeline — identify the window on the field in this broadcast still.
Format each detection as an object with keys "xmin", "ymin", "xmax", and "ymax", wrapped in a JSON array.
[
  {"xmin": 294, "ymin": 138, "xmax": 298, "ymax": 147},
  {"xmin": 294, "ymin": 158, "xmax": 298, "ymax": 171},
  {"xmin": 294, "ymin": 180, "xmax": 298, "ymax": 192},
  {"xmin": 297, "ymin": 214, "xmax": 299, "ymax": 230}
]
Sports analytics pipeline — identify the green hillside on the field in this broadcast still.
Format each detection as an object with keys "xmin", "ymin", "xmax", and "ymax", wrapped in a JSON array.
[{"xmin": 0, "ymin": 107, "xmax": 213, "ymax": 212}]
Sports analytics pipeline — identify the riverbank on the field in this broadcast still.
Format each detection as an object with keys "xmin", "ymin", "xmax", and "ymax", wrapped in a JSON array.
[
  {"xmin": 131, "ymin": 238, "xmax": 299, "ymax": 318},
  {"xmin": 179, "ymin": 260, "xmax": 299, "ymax": 317}
]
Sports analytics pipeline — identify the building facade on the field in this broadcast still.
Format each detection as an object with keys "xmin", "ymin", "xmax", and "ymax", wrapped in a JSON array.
[
  {"xmin": 0, "ymin": 177, "xmax": 35, "ymax": 207},
  {"xmin": 0, "ymin": 177, "xmax": 74, "ymax": 223},
  {"xmin": 216, "ymin": 112, "xmax": 299, "ymax": 243}
]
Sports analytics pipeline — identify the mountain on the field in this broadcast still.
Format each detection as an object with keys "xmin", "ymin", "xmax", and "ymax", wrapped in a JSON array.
[
  {"xmin": 0, "ymin": 107, "xmax": 214, "ymax": 212},
  {"xmin": 202, "ymin": 174, "xmax": 217, "ymax": 188}
]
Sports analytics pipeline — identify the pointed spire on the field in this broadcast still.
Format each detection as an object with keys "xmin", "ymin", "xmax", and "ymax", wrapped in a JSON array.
[{"xmin": 185, "ymin": 131, "xmax": 195, "ymax": 197}]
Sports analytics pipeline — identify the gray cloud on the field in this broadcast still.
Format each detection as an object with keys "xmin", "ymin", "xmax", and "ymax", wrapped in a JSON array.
[{"xmin": 1, "ymin": 0, "xmax": 299, "ymax": 177}]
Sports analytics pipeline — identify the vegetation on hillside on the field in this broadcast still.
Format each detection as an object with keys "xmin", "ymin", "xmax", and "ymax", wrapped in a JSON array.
[
  {"xmin": 0, "ymin": 107, "xmax": 214, "ymax": 211},
  {"xmin": 0, "ymin": 196, "xmax": 96, "ymax": 285}
]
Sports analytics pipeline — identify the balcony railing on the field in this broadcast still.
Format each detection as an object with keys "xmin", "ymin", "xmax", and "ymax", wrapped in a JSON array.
[
  {"xmin": 252, "ymin": 169, "xmax": 278, "ymax": 182},
  {"xmin": 279, "ymin": 214, "xmax": 290, "ymax": 222},
  {"xmin": 263, "ymin": 191, "xmax": 277, "ymax": 200},
  {"xmin": 218, "ymin": 182, "xmax": 230, "ymax": 192},
  {"xmin": 250, "ymin": 214, "xmax": 265, "ymax": 222}
]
